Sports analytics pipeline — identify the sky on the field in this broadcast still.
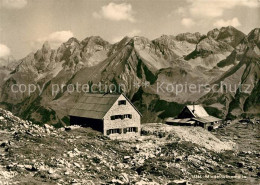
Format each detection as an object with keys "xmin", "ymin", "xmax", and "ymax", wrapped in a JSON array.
[{"xmin": 0, "ymin": 0, "xmax": 259, "ymax": 59}]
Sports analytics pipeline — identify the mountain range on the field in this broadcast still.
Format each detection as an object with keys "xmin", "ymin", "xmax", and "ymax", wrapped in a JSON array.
[{"xmin": 0, "ymin": 26, "xmax": 259, "ymax": 126}]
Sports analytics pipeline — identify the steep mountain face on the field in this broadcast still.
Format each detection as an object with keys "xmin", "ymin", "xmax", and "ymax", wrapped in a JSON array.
[
  {"xmin": 80, "ymin": 36, "xmax": 111, "ymax": 66},
  {"xmin": 66, "ymin": 36, "xmax": 170, "ymax": 97},
  {"xmin": 207, "ymin": 28, "xmax": 220, "ymax": 40},
  {"xmin": 13, "ymin": 36, "xmax": 111, "ymax": 76},
  {"xmin": 175, "ymin": 32, "xmax": 204, "ymax": 44},
  {"xmin": 0, "ymin": 35, "xmax": 165, "ymax": 124},
  {"xmin": 199, "ymin": 28, "xmax": 260, "ymax": 118},
  {"xmin": 184, "ymin": 27, "xmax": 245, "ymax": 70},
  {"xmin": 0, "ymin": 55, "xmax": 17, "ymax": 68},
  {"xmin": 0, "ymin": 56, "xmax": 18, "ymax": 92},
  {"xmin": 184, "ymin": 36, "xmax": 234, "ymax": 69},
  {"xmin": 154, "ymin": 63, "xmax": 209, "ymax": 103},
  {"xmin": 152, "ymin": 34, "xmax": 199, "ymax": 60},
  {"xmin": 0, "ymin": 27, "xmax": 258, "ymax": 125},
  {"xmin": 56, "ymin": 36, "xmax": 111, "ymax": 70},
  {"xmin": 207, "ymin": 26, "xmax": 245, "ymax": 48},
  {"xmin": 1, "ymin": 36, "xmax": 112, "ymax": 103}
]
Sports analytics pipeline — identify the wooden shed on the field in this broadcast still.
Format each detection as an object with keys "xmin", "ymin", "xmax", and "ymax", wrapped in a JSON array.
[{"xmin": 166, "ymin": 104, "xmax": 222, "ymax": 130}]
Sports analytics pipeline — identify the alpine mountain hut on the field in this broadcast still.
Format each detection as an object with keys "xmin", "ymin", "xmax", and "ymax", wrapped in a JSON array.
[
  {"xmin": 69, "ymin": 93, "xmax": 141, "ymax": 138},
  {"xmin": 165, "ymin": 104, "xmax": 222, "ymax": 130}
]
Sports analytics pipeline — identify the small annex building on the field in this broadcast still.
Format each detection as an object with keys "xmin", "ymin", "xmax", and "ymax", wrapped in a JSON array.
[
  {"xmin": 165, "ymin": 104, "xmax": 222, "ymax": 130},
  {"xmin": 69, "ymin": 93, "xmax": 141, "ymax": 138}
]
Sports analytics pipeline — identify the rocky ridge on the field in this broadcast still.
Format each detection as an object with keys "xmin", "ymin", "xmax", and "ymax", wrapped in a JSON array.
[
  {"xmin": 0, "ymin": 27, "xmax": 259, "ymax": 125},
  {"xmin": 0, "ymin": 108, "xmax": 259, "ymax": 184}
]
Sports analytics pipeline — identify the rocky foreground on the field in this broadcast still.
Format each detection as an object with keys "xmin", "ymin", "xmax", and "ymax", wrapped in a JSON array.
[{"xmin": 0, "ymin": 108, "xmax": 259, "ymax": 185}]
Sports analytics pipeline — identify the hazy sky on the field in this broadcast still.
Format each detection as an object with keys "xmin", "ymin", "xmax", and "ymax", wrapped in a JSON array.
[{"xmin": 0, "ymin": 0, "xmax": 259, "ymax": 59}]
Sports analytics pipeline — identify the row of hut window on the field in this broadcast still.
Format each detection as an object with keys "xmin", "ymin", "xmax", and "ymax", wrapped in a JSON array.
[
  {"xmin": 110, "ymin": 114, "xmax": 132, "ymax": 120},
  {"xmin": 107, "ymin": 127, "xmax": 138, "ymax": 135}
]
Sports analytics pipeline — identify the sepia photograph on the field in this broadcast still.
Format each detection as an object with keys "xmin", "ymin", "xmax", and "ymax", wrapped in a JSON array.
[{"xmin": 0, "ymin": 0, "xmax": 259, "ymax": 184}]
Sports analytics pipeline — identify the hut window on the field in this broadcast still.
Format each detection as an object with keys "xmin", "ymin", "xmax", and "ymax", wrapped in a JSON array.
[
  {"xmin": 111, "ymin": 116, "xmax": 115, "ymax": 120},
  {"xmin": 125, "ymin": 127, "xmax": 138, "ymax": 133},
  {"xmin": 107, "ymin": 128, "xmax": 121, "ymax": 135},
  {"xmin": 123, "ymin": 114, "xmax": 132, "ymax": 119},
  {"xmin": 111, "ymin": 128, "xmax": 120, "ymax": 134},
  {"xmin": 118, "ymin": 100, "xmax": 126, "ymax": 105},
  {"xmin": 110, "ymin": 115, "xmax": 121, "ymax": 120},
  {"xmin": 111, "ymin": 114, "xmax": 132, "ymax": 120}
]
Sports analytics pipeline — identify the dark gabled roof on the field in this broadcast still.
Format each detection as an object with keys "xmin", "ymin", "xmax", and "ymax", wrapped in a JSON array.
[
  {"xmin": 186, "ymin": 105, "xmax": 209, "ymax": 117},
  {"xmin": 69, "ymin": 93, "xmax": 142, "ymax": 119},
  {"xmin": 192, "ymin": 116, "xmax": 222, "ymax": 123},
  {"xmin": 69, "ymin": 93, "xmax": 120, "ymax": 119},
  {"xmin": 168, "ymin": 104, "xmax": 222, "ymax": 124},
  {"xmin": 165, "ymin": 118, "xmax": 195, "ymax": 124},
  {"xmin": 165, "ymin": 117, "xmax": 190, "ymax": 123}
]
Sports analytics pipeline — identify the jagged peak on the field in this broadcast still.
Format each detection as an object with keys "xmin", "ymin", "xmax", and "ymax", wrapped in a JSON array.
[
  {"xmin": 160, "ymin": 34, "xmax": 168, "ymax": 38},
  {"xmin": 125, "ymin": 36, "xmax": 151, "ymax": 48},
  {"xmin": 123, "ymin": 36, "xmax": 151, "ymax": 43},
  {"xmin": 80, "ymin": 36, "xmax": 111, "ymax": 49},
  {"xmin": 219, "ymin": 26, "xmax": 244, "ymax": 36},
  {"xmin": 245, "ymin": 28, "xmax": 260, "ymax": 48},
  {"xmin": 235, "ymin": 28, "xmax": 260, "ymax": 49},
  {"xmin": 176, "ymin": 32, "xmax": 202, "ymax": 37},
  {"xmin": 154, "ymin": 34, "xmax": 175, "ymax": 40},
  {"xmin": 116, "ymin": 36, "xmax": 132, "ymax": 45},
  {"xmin": 116, "ymin": 36, "xmax": 151, "ymax": 47},
  {"xmin": 175, "ymin": 32, "xmax": 204, "ymax": 44},
  {"xmin": 207, "ymin": 28, "xmax": 220, "ymax": 37},
  {"xmin": 42, "ymin": 41, "xmax": 51, "ymax": 51},
  {"xmin": 248, "ymin": 28, "xmax": 260, "ymax": 38},
  {"xmin": 207, "ymin": 26, "xmax": 245, "ymax": 48},
  {"xmin": 152, "ymin": 35, "xmax": 177, "ymax": 47},
  {"xmin": 132, "ymin": 36, "xmax": 150, "ymax": 42},
  {"xmin": 81, "ymin": 36, "xmax": 109, "ymax": 43},
  {"xmin": 251, "ymin": 27, "xmax": 260, "ymax": 32},
  {"xmin": 212, "ymin": 28, "xmax": 220, "ymax": 31},
  {"xmin": 60, "ymin": 37, "xmax": 81, "ymax": 49},
  {"xmin": 220, "ymin": 25, "xmax": 236, "ymax": 31},
  {"xmin": 66, "ymin": 37, "xmax": 80, "ymax": 44}
]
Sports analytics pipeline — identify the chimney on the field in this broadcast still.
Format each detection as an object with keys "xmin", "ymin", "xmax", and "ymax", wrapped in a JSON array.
[
  {"xmin": 103, "ymin": 89, "xmax": 113, "ymax": 96},
  {"xmin": 192, "ymin": 102, "xmax": 195, "ymax": 113}
]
